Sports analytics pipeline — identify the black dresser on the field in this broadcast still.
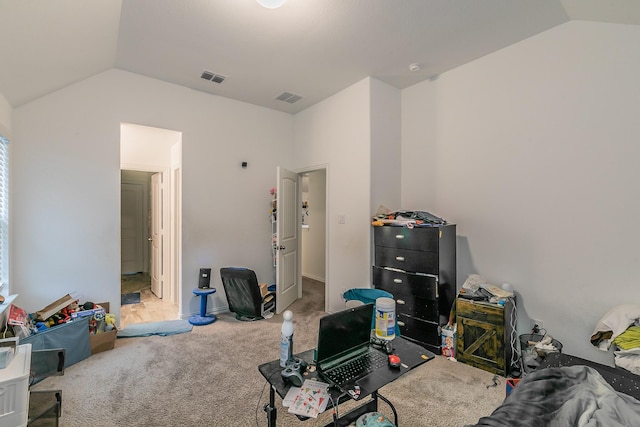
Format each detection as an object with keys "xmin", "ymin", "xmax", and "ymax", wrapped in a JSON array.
[{"xmin": 372, "ymin": 224, "xmax": 456, "ymax": 353}]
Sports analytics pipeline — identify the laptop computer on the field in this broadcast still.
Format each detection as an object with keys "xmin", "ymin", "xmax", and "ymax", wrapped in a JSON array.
[{"xmin": 315, "ymin": 303, "xmax": 397, "ymax": 400}]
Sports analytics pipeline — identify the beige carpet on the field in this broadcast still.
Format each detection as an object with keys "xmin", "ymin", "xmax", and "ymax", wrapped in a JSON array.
[{"xmin": 33, "ymin": 279, "xmax": 505, "ymax": 426}]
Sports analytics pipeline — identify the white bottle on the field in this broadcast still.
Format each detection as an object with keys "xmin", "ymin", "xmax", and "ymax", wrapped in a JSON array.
[{"xmin": 280, "ymin": 310, "xmax": 294, "ymax": 367}]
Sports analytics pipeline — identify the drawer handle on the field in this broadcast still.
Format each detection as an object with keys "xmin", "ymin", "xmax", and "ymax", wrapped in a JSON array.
[
  {"xmin": 397, "ymin": 299, "xmax": 405, "ymax": 305},
  {"xmin": 397, "ymin": 321, "xmax": 405, "ymax": 326},
  {"xmin": 395, "ymin": 235, "xmax": 404, "ymax": 239},
  {"xmin": 393, "ymin": 278, "xmax": 402, "ymax": 284},
  {"xmin": 395, "ymin": 256, "xmax": 405, "ymax": 262}
]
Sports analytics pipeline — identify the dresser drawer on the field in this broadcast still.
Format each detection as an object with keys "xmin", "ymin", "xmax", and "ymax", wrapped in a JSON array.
[
  {"xmin": 375, "ymin": 246, "xmax": 438, "ymax": 273},
  {"xmin": 374, "ymin": 226, "xmax": 440, "ymax": 251},
  {"xmin": 372, "ymin": 267, "xmax": 437, "ymax": 299},
  {"xmin": 398, "ymin": 296, "xmax": 439, "ymax": 322},
  {"xmin": 456, "ymin": 298, "xmax": 504, "ymax": 324},
  {"xmin": 373, "ymin": 268, "xmax": 439, "ymax": 321},
  {"xmin": 396, "ymin": 314, "xmax": 440, "ymax": 347}
]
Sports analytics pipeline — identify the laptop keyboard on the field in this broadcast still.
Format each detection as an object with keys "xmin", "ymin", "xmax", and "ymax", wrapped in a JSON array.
[{"xmin": 324, "ymin": 348, "xmax": 388, "ymax": 385}]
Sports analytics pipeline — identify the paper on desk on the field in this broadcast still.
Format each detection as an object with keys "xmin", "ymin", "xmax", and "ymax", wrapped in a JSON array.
[
  {"xmin": 283, "ymin": 386, "xmax": 300, "ymax": 407},
  {"xmin": 287, "ymin": 379, "xmax": 330, "ymax": 418}
]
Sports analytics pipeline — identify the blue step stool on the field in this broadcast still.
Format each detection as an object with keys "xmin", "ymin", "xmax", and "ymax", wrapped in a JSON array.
[{"xmin": 189, "ymin": 288, "xmax": 217, "ymax": 325}]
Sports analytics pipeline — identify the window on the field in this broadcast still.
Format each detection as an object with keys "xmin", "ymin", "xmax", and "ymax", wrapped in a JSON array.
[{"xmin": 0, "ymin": 136, "xmax": 7, "ymax": 291}]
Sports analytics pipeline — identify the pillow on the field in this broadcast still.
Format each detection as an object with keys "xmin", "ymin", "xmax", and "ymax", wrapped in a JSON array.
[{"xmin": 591, "ymin": 304, "xmax": 640, "ymax": 350}]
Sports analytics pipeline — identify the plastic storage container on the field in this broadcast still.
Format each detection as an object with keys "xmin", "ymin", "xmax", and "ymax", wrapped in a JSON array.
[
  {"xmin": 0, "ymin": 343, "xmax": 32, "ymax": 427},
  {"xmin": 375, "ymin": 297, "xmax": 396, "ymax": 340}
]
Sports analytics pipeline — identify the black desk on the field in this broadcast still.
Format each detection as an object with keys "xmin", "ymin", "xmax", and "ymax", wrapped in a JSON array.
[{"xmin": 258, "ymin": 337, "xmax": 435, "ymax": 427}]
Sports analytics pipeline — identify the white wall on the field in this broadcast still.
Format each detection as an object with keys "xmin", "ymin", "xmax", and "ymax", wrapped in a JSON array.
[
  {"xmin": 12, "ymin": 69, "xmax": 293, "ymax": 322},
  {"xmin": 402, "ymin": 21, "xmax": 640, "ymax": 364},
  {"xmin": 370, "ymin": 78, "xmax": 401, "ymax": 215},
  {"xmin": 293, "ymin": 78, "xmax": 373, "ymax": 312},
  {"xmin": 121, "ymin": 123, "xmax": 180, "ymax": 168},
  {"xmin": 293, "ymin": 77, "xmax": 401, "ymax": 312}
]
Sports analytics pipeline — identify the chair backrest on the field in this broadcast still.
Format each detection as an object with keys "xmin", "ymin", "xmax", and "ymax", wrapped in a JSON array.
[{"xmin": 220, "ymin": 267, "xmax": 264, "ymax": 318}]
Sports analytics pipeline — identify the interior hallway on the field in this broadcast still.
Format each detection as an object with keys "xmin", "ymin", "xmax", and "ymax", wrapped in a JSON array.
[{"xmin": 120, "ymin": 273, "xmax": 178, "ymax": 329}]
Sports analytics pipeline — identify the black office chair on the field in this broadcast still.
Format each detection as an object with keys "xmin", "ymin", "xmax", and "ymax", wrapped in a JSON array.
[{"xmin": 220, "ymin": 267, "xmax": 276, "ymax": 321}]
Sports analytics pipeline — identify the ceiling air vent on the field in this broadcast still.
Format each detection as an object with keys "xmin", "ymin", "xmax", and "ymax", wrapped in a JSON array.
[
  {"xmin": 276, "ymin": 92, "xmax": 303, "ymax": 104},
  {"xmin": 201, "ymin": 70, "xmax": 226, "ymax": 84}
]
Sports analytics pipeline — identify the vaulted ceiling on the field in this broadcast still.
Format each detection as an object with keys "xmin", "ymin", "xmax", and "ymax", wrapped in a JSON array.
[{"xmin": 1, "ymin": 0, "xmax": 639, "ymax": 114}]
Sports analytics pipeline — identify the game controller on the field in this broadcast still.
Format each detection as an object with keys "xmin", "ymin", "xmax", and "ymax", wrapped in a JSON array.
[
  {"xmin": 281, "ymin": 358, "xmax": 307, "ymax": 387},
  {"xmin": 370, "ymin": 337, "xmax": 393, "ymax": 354}
]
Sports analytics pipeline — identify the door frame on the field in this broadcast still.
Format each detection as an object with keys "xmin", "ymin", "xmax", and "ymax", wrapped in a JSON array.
[
  {"xmin": 294, "ymin": 164, "xmax": 329, "ymax": 313},
  {"xmin": 120, "ymin": 164, "xmax": 176, "ymax": 304}
]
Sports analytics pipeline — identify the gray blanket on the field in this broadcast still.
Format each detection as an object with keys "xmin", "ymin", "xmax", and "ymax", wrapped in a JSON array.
[{"xmin": 468, "ymin": 366, "xmax": 640, "ymax": 426}]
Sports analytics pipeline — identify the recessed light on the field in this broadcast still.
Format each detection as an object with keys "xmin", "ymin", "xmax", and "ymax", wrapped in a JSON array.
[{"xmin": 409, "ymin": 63, "xmax": 421, "ymax": 72}]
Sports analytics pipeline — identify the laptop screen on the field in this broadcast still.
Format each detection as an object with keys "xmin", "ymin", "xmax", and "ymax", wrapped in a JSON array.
[{"xmin": 316, "ymin": 303, "xmax": 373, "ymax": 367}]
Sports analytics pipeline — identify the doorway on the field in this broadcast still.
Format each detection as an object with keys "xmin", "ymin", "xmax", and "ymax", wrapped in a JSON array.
[
  {"xmin": 299, "ymin": 167, "xmax": 327, "ymax": 312},
  {"xmin": 120, "ymin": 123, "xmax": 182, "ymax": 327}
]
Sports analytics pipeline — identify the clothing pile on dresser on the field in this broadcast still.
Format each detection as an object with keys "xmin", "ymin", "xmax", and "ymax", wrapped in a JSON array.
[{"xmin": 591, "ymin": 304, "xmax": 640, "ymax": 375}]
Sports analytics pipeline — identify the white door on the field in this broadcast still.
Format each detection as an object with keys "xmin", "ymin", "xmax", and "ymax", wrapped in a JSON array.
[
  {"xmin": 121, "ymin": 182, "xmax": 145, "ymax": 273},
  {"xmin": 276, "ymin": 167, "xmax": 301, "ymax": 313},
  {"xmin": 150, "ymin": 173, "xmax": 164, "ymax": 298}
]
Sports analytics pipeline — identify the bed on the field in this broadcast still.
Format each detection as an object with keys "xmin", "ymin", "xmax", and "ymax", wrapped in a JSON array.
[{"xmin": 466, "ymin": 352, "xmax": 640, "ymax": 427}]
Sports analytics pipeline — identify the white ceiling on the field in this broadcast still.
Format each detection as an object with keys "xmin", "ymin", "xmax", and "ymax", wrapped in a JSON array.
[{"xmin": 1, "ymin": 0, "xmax": 639, "ymax": 114}]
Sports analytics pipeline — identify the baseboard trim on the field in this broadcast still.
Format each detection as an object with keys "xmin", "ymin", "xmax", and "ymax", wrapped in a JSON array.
[{"xmin": 302, "ymin": 274, "xmax": 325, "ymax": 283}]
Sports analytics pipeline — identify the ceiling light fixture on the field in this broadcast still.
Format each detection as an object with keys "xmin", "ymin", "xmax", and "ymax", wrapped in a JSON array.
[
  {"xmin": 256, "ymin": 0, "xmax": 286, "ymax": 9},
  {"xmin": 409, "ymin": 63, "xmax": 421, "ymax": 72}
]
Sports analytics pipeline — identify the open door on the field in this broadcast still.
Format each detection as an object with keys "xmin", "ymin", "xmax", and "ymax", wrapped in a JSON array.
[
  {"xmin": 150, "ymin": 172, "xmax": 164, "ymax": 298},
  {"xmin": 275, "ymin": 167, "xmax": 301, "ymax": 313}
]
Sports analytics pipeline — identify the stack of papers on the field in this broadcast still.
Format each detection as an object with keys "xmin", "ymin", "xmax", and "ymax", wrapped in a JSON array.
[
  {"xmin": 480, "ymin": 283, "xmax": 513, "ymax": 298},
  {"xmin": 283, "ymin": 379, "xmax": 330, "ymax": 418}
]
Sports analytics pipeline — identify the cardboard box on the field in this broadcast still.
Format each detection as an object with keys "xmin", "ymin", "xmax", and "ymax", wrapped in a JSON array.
[
  {"xmin": 35, "ymin": 294, "xmax": 75, "ymax": 321},
  {"xmin": 89, "ymin": 329, "xmax": 117, "ymax": 354},
  {"xmin": 441, "ymin": 324, "xmax": 457, "ymax": 359},
  {"xmin": 71, "ymin": 306, "xmax": 106, "ymax": 321},
  {"xmin": 88, "ymin": 302, "xmax": 116, "ymax": 354},
  {"xmin": 259, "ymin": 283, "xmax": 269, "ymax": 297}
]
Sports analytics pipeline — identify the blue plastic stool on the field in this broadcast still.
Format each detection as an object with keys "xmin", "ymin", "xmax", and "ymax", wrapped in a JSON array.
[{"xmin": 189, "ymin": 288, "xmax": 217, "ymax": 325}]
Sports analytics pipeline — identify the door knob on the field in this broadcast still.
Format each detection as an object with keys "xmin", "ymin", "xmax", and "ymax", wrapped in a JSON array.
[
  {"xmin": 148, "ymin": 237, "xmax": 153, "ymax": 241},
  {"xmin": 277, "ymin": 245, "xmax": 286, "ymax": 250}
]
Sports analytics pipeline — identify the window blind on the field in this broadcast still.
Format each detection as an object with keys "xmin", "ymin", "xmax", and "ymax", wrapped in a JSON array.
[{"xmin": 0, "ymin": 136, "xmax": 7, "ymax": 290}]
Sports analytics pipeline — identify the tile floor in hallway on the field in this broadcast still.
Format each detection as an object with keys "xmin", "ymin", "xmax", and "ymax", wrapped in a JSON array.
[{"xmin": 120, "ymin": 286, "xmax": 179, "ymax": 329}]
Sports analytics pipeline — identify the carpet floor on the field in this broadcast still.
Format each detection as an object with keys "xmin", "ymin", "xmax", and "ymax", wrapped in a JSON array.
[{"xmin": 32, "ymin": 278, "xmax": 504, "ymax": 426}]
